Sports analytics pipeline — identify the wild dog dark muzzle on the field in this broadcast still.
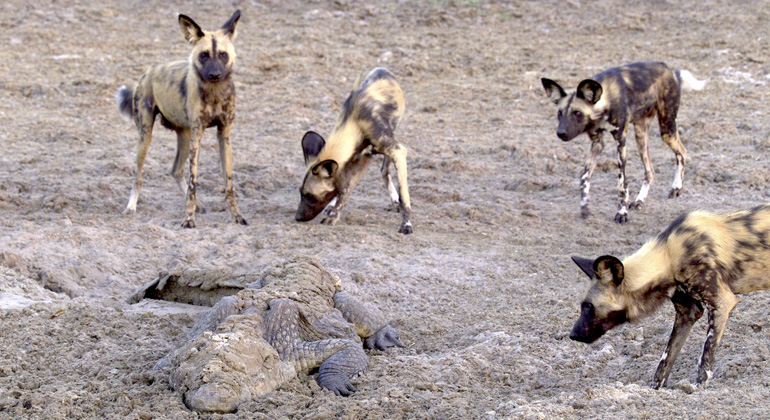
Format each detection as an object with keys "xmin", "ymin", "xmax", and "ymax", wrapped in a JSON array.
[
  {"xmin": 197, "ymin": 54, "xmax": 228, "ymax": 83},
  {"xmin": 569, "ymin": 302, "xmax": 628, "ymax": 343},
  {"xmin": 556, "ymin": 114, "xmax": 585, "ymax": 142},
  {"xmin": 295, "ymin": 192, "xmax": 334, "ymax": 222}
]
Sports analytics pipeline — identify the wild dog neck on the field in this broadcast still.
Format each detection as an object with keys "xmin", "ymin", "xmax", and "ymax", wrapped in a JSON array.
[
  {"xmin": 617, "ymin": 242, "xmax": 677, "ymax": 321},
  {"xmin": 312, "ymin": 121, "xmax": 365, "ymax": 171}
]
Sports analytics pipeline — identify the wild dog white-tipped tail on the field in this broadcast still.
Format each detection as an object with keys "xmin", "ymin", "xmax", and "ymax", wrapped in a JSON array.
[
  {"xmin": 676, "ymin": 69, "xmax": 707, "ymax": 92},
  {"xmin": 115, "ymin": 85, "xmax": 134, "ymax": 119}
]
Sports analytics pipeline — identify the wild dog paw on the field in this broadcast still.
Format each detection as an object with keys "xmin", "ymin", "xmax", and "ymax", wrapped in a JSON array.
[
  {"xmin": 628, "ymin": 200, "xmax": 644, "ymax": 210},
  {"xmin": 398, "ymin": 221, "xmax": 413, "ymax": 234},
  {"xmin": 233, "ymin": 215, "xmax": 248, "ymax": 225},
  {"xmin": 181, "ymin": 218, "xmax": 196, "ymax": 229},
  {"xmin": 668, "ymin": 188, "xmax": 682, "ymax": 198},
  {"xmin": 614, "ymin": 212, "xmax": 629, "ymax": 224},
  {"xmin": 320, "ymin": 215, "xmax": 340, "ymax": 225},
  {"xmin": 580, "ymin": 207, "xmax": 590, "ymax": 219},
  {"xmin": 323, "ymin": 205, "xmax": 338, "ymax": 218},
  {"xmin": 122, "ymin": 207, "xmax": 136, "ymax": 215}
]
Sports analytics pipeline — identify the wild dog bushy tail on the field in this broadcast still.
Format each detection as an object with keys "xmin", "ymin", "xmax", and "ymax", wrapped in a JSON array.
[
  {"xmin": 115, "ymin": 85, "xmax": 134, "ymax": 119},
  {"xmin": 675, "ymin": 69, "xmax": 707, "ymax": 92}
]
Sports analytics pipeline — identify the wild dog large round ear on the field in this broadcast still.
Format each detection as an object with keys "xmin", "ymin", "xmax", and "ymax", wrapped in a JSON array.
[
  {"xmin": 302, "ymin": 131, "xmax": 326, "ymax": 164},
  {"xmin": 312, "ymin": 160, "xmax": 338, "ymax": 178},
  {"xmin": 178, "ymin": 14, "xmax": 204, "ymax": 43},
  {"xmin": 222, "ymin": 9, "xmax": 241, "ymax": 39},
  {"xmin": 542, "ymin": 78, "xmax": 566, "ymax": 104},
  {"xmin": 593, "ymin": 255, "xmax": 624, "ymax": 287},
  {"xmin": 571, "ymin": 256, "xmax": 596, "ymax": 280},
  {"xmin": 576, "ymin": 79, "xmax": 603, "ymax": 105}
]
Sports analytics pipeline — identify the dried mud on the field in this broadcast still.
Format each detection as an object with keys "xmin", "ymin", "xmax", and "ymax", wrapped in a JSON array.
[{"xmin": 2, "ymin": 1, "xmax": 770, "ymax": 419}]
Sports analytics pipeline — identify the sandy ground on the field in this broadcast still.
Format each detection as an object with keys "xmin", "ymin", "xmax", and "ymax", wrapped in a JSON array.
[{"xmin": 2, "ymin": 0, "xmax": 770, "ymax": 418}]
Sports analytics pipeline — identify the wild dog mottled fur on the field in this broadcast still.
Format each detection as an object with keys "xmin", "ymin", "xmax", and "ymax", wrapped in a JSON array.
[
  {"xmin": 570, "ymin": 204, "xmax": 770, "ymax": 388},
  {"xmin": 116, "ymin": 10, "xmax": 246, "ymax": 228},
  {"xmin": 542, "ymin": 61, "xmax": 705, "ymax": 223},
  {"xmin": 295, "ymin": 68, "xmax": 413, "ymax": 234}
]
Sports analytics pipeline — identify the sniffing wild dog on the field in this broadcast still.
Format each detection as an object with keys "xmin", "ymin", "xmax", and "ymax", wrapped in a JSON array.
[
  {"xmin": 295, "ymin": 68, "xmax": 413, "ymax": 234},
  {"xmin": 541, "ymin": 61, "xmax": 705, "ymax": 223},
  {"xmin": 569, "ymin": 204, "xmax": 770, "ymax": 388},
  {"xmin": 116, "ymin": 10, "xmax": 246, "ymax": 228}
]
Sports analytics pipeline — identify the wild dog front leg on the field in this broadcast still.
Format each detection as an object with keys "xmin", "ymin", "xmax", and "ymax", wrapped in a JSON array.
[
  {"xmin": 612, "ymin": 128, "xmax": 630, "ymax": 223},
  {"xmin": 579, "ymin": 132, "xmax": 605, "ymax": 219},
  {"xmin": 630, "ymin": 118, "xmax": 654, "ymax": 210},
  {"xmin": 217, "ymin": 123, "xmax": 248, "ymax": 225},
  {"xmin": 171, "ymin": 128, "xmax": 205, "ymax": 214},
  {"xmin": 652, "ymin": 289, "xmax": 704, "ymax": 389},
  {"xmin": 182, "ymin": 121, "xmax": 204, "ymax": 229},
  {"xmin": 321, "ymin": 152, "xmax": 372, "ymax": 225},
  {"xmin": 696, "ymin": 288, "xmax": 738, "ymax": 387}
]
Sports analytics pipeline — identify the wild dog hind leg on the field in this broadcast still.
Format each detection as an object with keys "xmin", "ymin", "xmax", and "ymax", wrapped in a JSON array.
[
  {"xmin": 630, "ymin": 117, "xmax": 654, "ymax": 210},
  {"xmin": 612, "ymin": 127, "xmax": 630, "ymax": 223},
  {"xmin": 696, "ymin": 285, "xmax": 738, "ymax": 386},
  {"xmin": 652, "ymin": 289, "xmax": 703, "ymax": 389},
  {"xmin": 380, "ymin": 156, "xmax": 400, "ymax": 212},
  {"xmin": 659, "ymin": 119, "xmax": 687, "ymax": 198},
  {"xmin": 384, "ymin": 142, "xmax": 412, "ymax": 234},
  {"xmin": 579, "ymin": 132, "xmax": 605, "ymax": 219},
  {"xmin": 124, "ymin": 100, "xmax": 156, "ymax": 214},
  {"xmin": 217, "ymin": 123, "xmax": 248, "ymax": 225}
]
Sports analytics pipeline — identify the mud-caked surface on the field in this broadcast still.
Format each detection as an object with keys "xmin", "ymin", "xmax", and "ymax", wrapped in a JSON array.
[{"xmin": 2, "ymin": 0, "xmax": 770, "ymax": 419}]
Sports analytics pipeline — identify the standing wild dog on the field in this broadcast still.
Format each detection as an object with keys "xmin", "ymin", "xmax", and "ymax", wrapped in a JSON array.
[
  {"xmin": 116, "ymin": 10, "xmax": 247, "ymax": 228},
  {"xmin": 541, "ymin": 62, "xmax": 705, "ymax": 223},
  {"xmin": 295, "ymin": 68, "xmax": 413, "ymax": 234},
  {"xmin": 569, "ymin": 204, "xmax": 770, "ymax": 388}
]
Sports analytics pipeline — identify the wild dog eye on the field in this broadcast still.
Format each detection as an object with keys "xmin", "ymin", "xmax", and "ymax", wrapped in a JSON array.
[
  {"xmin": 199, "ymin": 51, "xmax": 209, "ymax": 61},
  {"xmin": 573, "ymin": 110, "xmax": 583, "ymax": 119},
  {"xmin": 581, "ymin": 302, "xmax": 594, "ymax": 313},
  {"xmin": 303, "ymin": 193, "xmax": 317, "ymax": 204},
  {"xmin": 219, "ymin": 52, "xmax": 228, "ymax": 61},
  {"xmin": 557, "ymin": 110, "xmax": 563, "ymax": 118}
]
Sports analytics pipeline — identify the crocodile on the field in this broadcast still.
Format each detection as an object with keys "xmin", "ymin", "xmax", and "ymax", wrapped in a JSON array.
[{"xmin": 129, "ymin": 256, "xmax": 403, "ymax": 413}]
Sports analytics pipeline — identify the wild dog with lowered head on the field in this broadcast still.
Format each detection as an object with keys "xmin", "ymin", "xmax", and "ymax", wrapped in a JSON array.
[
  {"xmin": 569, "ymin": 204, "xmax": 770, "ymax": 388},
  {"xmin": 296, "ymin": 68, "xmax": 413, "ymax": 234},
  {"xmin": 116, "ymin": 10, "xmax": 246, "ymax": 228},
  {"xmin": 542, "ymin": 62, "xmax": 705, "ymax": 223}
]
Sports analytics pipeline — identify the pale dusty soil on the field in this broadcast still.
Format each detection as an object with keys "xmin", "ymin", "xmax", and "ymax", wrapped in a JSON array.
[{"xmin": 2, "ymin": 0, "xmax": 770, "ymax": 419}]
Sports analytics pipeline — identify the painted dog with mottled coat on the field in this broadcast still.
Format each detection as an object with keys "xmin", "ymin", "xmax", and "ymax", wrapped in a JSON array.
[
  {"xmin": 542, "ymin": 61, "xmax": 705, "ymax": 223},
  {"xmin": 116, "ymin": 10, "xmax": 246, "ymax": 228},
  {"xmin": 296, "ymin": 68, "xmax": 413, "ymax": 234},
  {"xmin": 570, "ymin": 204, "xmax": 770, "ymax": 388}
]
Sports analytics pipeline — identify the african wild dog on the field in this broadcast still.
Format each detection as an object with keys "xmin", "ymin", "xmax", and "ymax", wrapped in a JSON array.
[
  {"xmin": 296, "ymin": 68, "xmax": 413, "ymax": 234},
  {"xmin": 541, "ymin": 62, "xmax": 705, "ymax": 223},
  {"xmin": 116, "ymin": 10, "xmax": 246, "ymax": 228},
  {"xmin": 569, "ymin": 204, "xmax": 770, "ymax": 388}
]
